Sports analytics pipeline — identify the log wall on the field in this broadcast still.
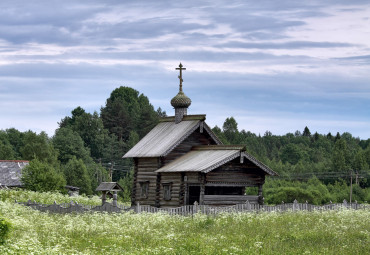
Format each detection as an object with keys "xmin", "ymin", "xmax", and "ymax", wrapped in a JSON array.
[
  {"xmin": 206, "ymin": 158, "xmax": 265, "ymax": 185},
  {"xmin": 135, "ymin": 157, "xmax": 160, "ymax": 206},
  {"xmin": 159, "ymin": 173, "xmax": 182, "ymax": 207},
  {"xmin": 164, "ymin": 129, "xmax": 216, "ymax": 165}
]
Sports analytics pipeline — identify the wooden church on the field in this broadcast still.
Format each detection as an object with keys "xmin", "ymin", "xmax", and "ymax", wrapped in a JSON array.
[{"xmin": 123, "ymin": 63, "xmax": 277, "ymax": 207}]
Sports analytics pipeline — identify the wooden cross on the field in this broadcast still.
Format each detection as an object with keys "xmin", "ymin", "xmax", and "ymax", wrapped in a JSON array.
[{"xmin": 176, "ymin": 63, "xmax": 186, "ymax": 92}]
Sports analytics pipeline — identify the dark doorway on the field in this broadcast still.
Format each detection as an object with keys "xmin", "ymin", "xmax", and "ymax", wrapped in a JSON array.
[{"xmin": 188, "ymin": 186, "xmax": 200, "ymax": 205}]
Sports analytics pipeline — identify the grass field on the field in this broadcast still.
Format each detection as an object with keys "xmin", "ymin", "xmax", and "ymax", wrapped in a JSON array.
[{"xmin": 0, "ymin": 190, "xmax": 369, "ymax": 254}]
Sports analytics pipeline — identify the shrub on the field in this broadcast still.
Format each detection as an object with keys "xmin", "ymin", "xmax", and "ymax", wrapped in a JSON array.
[
  {"xmin": 0, "ymin": 217, "xmax": 11, "ymax": 244},
  {"xmin": 265, "ymin": 187, "xmax": 316, "ymax": 204}
]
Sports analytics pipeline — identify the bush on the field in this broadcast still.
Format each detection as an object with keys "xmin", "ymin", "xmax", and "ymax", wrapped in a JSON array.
[
  {"xmin": 21, "ymin": 159, "xmax": 66, "ymax": 193},
  {"xmin": 265, "ymin": 187, "xmax": 316, "ymax": 204},
  {"xmin": 0, "ymin": 217, "xmax": 11, "ymax": 244}
]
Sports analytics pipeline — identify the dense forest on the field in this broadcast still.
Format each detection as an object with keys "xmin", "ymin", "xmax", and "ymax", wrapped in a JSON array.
[{"xmin": 1, "ymin": 86, "xmax": 369, "ymax": 204}]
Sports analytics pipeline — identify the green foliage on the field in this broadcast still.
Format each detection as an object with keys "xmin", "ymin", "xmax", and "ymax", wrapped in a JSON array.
[
  {"xmin": 60, "ymin": 108, "xmax": 109, "ymax": 161},
  {"xmin": 101, "ymin": 86, "xmax": 159, "ymax": 141},
  {"xmin": 21, "ymin": 159, "xmax": 66, "ymax": 193},
  {"xmin": 20, "ymin": 131, "xmax": 59, "ymax": 165},
  {"xmin": 117, "ymin": 169, "xmax": 134, "ymax": 203},
  {"xmin": 52, "ymin": 127, "xmax": 91, "ymax": 164},
  {"xmin": 281, "ymin": 144, "xmax": 302, "ymax": 165},
  {"xmin": 266, "ymin": 186, "xmax": 315, "ymax": 204},
  {"xmin": 63, "ymin": 157, "xmax": 92, "ymax": 195},
  {"xmin": 0, "ymin": 217, "xmax": 11, "ymax": 245},
  {"xmin": 0, "ymin": 131, "xmax": 15, "ymax": 160},
  {"xmin": 0, "ymin": 189, "xmax": 102, "ymax": 205},
  {"xmin": 302, "ymin": 126, "xmax": 311, "ymax": 137},
  {"xmin": 223, "ymin": 117, "xmax": 240, "ymax": 144}
]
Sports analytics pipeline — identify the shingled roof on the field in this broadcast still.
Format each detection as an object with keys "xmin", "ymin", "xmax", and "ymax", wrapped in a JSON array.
[
  {"xmin": 123, "ymin": 115, "xmax": 221, "ymax": 158},
  {"xmin": 0, "ymin": 160, "xmax": 29, "ymax": 188},
  {"xmin": 155, "ymin": 145, "xmax": 277, "ymax": 176}
]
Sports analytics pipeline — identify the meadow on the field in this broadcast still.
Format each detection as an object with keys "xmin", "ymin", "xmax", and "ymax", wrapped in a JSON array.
[{"xmin": 0, "ymin": 190, "xmax": 369, "ymax": 254}]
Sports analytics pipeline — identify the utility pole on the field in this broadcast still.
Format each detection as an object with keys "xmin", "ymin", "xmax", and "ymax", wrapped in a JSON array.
[{"xmin": 108, "ymin": 162, "xmax": 114, "ymax": 182}]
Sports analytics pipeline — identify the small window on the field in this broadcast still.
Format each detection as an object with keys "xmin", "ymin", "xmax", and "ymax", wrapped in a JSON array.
[
  {"xmin": 140, "ymin": 181, "xmax": 149, "ymax": 198},
  {"xmin": 163, "ymin": 183, "xmax": 172, "ymax": 200}
]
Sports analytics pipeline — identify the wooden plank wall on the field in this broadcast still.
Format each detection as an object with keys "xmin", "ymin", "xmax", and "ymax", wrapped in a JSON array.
[
  {"xmin": 159, "ymin": 173, "xmax": 182, "ymax": 207},
  {"xmin": 135, "ymin": 157, "xmax": 159, "ymax": 206},
  {"xmin": 206, "ymin": 158, "xmax": 265, "ymax": 185},
  {"xmin": 164, "ymin": 129, "xmax": 217, "ymax": 165}
]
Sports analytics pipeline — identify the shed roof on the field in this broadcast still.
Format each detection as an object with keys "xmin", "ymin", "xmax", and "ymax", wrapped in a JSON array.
[
  {"xmin": 123, "ymin": 116, "xmax": 221, "ymax": 158},
  {"xmin": 155, "ymin": 146, "xmax": 277, "ymax": 176},
  {"xmin": 0, "ymin": 160, "xmax": 29, "ymax": 187},
  {"xmin": 96, "ymin": 182, "xmax": 123, "ymax": 192}
]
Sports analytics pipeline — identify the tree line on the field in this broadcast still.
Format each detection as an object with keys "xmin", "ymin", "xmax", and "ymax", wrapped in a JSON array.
[
  {"xmin": 213, "ymin": 117, "xmax": 370, "ymax": 203},
  {"xmin": 1, "ymin": 86, "xmax": 369, "ymax": 203},
  {"xmin": 0, "ymin": 87, "xmax": 164, "ymax": 200}
]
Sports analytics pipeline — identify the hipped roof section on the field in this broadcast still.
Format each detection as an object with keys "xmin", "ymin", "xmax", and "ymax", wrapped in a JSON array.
[
  {"xmin": 123, "ymin": 115, "xmax": 222, "ymax": 158},
  {"xmin": 156, "ymin": 145, "xmax": 278, "ymax": 176}
]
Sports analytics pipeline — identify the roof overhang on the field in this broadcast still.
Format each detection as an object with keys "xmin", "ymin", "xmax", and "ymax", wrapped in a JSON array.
[{"xmin": 156, "ymin": 145, "xmax": 278, "ymax": 176}]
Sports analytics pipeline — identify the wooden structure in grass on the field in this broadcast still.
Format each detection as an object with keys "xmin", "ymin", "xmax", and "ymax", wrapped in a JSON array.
[
  {"xmin": 96, "ymin": 182, "xmax": 123, "ymax": 206},
  {"xmin": 123, "ymin": 63, "xmax": 278, "ymax": 207}
]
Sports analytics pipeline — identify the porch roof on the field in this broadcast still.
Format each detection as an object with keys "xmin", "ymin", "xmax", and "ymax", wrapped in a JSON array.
[{"xmin": 155, "ymin": 146, "xmax": 277, "ymax": 176}]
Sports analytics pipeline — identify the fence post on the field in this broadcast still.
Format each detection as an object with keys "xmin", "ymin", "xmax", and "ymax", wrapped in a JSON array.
[
  {"xmin": 136, "ymin": 202, "xmax": 141, "ymax": 213},
  {"xmin": 293, "ymin": 199, "xmax": 298, "ymax": 211},
  {"xmin": 246, "ymin": 200, "xmax": 251, "ymax": 211},
  {"xmin": 343, "ymin": 199, "xmax": 348, "ymax": 209},
  {"xmin": 113, "ymin": 191, "xmax": 118, "ymax": 207},
  {"xmin": 194, "ymin": 201, "xmax": 199, "ymax": 214}
]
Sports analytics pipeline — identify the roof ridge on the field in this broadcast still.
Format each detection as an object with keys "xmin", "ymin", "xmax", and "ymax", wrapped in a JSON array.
[
  {"xmin": 159, "ymin": 114, "xmax": 206, "ymax": 122},
  {"xmin": 192, "ymin": 145, "xmax": 246, "ymax": 151}
]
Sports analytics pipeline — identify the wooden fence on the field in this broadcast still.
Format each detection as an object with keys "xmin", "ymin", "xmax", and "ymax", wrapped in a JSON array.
[{"xmin": 16, "ymin": 199, "xmax": 369, "ymax": 216}]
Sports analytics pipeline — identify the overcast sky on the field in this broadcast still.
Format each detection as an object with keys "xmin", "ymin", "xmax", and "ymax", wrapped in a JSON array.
[{"xmin": 1, "ymin": 0, "xmax": 370, "ymax": 139}]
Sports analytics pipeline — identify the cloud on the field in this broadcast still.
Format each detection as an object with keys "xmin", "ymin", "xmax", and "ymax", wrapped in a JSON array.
[{"xmin": 0, "ymin": 0, "xmax": 370, "ymax": 139}]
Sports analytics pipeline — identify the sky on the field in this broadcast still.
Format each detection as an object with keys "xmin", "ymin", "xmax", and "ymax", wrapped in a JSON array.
[{"xmin": 1, "ymin": 0, "xmax": 370, "ymax": 139}]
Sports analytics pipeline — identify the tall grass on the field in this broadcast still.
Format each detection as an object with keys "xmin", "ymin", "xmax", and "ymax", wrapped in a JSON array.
[
  {"xmin": 0, "ymin": 189, "xmax": 102, "ymax": 205},
  {"xmin": 0, "ymin": 190, "xmax": 369, "ymax": 254}
]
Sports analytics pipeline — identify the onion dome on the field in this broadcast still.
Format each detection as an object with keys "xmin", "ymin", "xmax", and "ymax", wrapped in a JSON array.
[{"xmin": 171, "ymin": 91, "xmax": 191, "ymax": 108}]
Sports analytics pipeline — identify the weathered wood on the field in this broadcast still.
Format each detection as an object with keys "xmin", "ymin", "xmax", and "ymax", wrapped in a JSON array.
[
  {"xmin": 204, "ymin": 195, "xmax": 259, "ymax": 205},
  {"xmin": 163, "ymin": 130, "xmax": 217, "ymax": 165}
]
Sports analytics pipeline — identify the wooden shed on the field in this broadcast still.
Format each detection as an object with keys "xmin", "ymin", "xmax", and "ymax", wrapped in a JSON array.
[{"xmin": 123, "ymin": 63, "xmax": 278, "ymax": 207}]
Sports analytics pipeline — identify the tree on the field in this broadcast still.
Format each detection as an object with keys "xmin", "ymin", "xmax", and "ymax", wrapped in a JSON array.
[
  {"xmin": 21, "ymin": 159, "xmax": 66, "ymax": 192},
  {"xmin": 20, "ymin": 131, "xmax": 59, "ymax": 166},
  {"xmin": 101, "ymin": 86, "xmax": 159, "ymax": 141},
  {"xmin": 332, "ymin": 139, "xmax": 350, "ymax": 171},
  {"xmin": 52, "ymin": 128, "xmax": 91, "ymax": 164},
  {"xmin": 302, "ymin": 126, "xmax": 311, "ymax": 137},
  {"xmin": 223, "ymin": 117, "xmax": 239, "ymax": 144},
  {"xmin": 211, "ymin": 126, "xmax": 228, "ymax": 145},
  {"xmin": 63, "ymin": 157, "xmax": 92, "ymax": 195},
  {"xmin": 353, "ymin": 150, "xmax": 369, "ymax": 171},
  {"xmin": 281, "ymin": 144, "xmax": 302, "ymax": 165},
  {"xmin": 0, "ymin": 131, "xmax": 15, "ymax": 159},
  {"xmin": 5, "ymin": 128, "xmax": 24, "ymax": 158}
]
